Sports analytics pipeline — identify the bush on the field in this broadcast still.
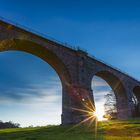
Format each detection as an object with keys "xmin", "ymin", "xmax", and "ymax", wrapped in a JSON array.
[{"xmin": 0, "ymin": 120, "xmax": 20, "ymax": 129}]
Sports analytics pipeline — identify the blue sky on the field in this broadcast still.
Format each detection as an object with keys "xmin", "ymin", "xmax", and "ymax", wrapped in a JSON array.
[{"xmin": 0, "ymin": 0, "xmax": 140, "ymax": 126}]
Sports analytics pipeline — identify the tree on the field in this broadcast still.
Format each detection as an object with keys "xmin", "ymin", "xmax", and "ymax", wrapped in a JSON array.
[
  {"xmin": 104, "ymin": 90, "xmax": 117, "ymax": 120},
  {"xmin": 0, "ymin": 120, "xmax": 20, "ymax": 129}
]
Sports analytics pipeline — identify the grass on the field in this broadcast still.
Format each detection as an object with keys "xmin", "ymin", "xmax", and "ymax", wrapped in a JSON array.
[{"xmin": 0, "ymin": 118, "xmax": 140, "ymax": 140}]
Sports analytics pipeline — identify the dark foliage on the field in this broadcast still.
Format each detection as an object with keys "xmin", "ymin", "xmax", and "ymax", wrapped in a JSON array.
[{"xmin": 0, "ymin": 120, "xmax": 20, "ymax": 129}]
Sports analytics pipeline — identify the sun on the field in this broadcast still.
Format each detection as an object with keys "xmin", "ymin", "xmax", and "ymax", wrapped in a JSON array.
[
  {"xmin": 93, "ymin": 110, "xmax": 107, "ymax": 121},
  {"xmin": 70, "ymin": 96, "xmax": 108, "ymax": 131}
]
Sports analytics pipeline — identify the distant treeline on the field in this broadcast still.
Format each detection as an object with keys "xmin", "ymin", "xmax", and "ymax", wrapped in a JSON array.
[{"xmin": 0, "ymin": 120, "xmax": 20, "ymax": 129}]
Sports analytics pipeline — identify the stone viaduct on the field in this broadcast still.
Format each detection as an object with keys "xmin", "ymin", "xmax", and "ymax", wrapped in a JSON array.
[{"xmin": 0, "ymin": 19, "xmax": 140, "ymax": 125}]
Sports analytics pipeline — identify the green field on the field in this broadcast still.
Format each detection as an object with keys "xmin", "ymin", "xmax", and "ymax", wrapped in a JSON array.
[{"xmin": 0, "ymin": 118, "xmax": 140, "ymax": 140}]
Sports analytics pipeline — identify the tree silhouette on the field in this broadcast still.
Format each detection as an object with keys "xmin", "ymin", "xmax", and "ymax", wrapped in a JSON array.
[
  {"xmin": 104, "ymin": 90, "xmax": 117, "ymax": 120},
  {"xmin": 0, "ymin": 120, "xmax": 20, "ymax": 129}
]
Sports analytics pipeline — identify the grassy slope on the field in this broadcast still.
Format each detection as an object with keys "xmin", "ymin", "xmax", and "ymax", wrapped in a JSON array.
[{"xmin": 0, "ymin": 118, "xmax": 140, "ymax": 140}]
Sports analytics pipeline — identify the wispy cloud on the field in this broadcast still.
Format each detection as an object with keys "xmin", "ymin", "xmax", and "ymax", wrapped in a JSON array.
[
  {"xmin": 92, "ymin": 76, "xmax": 112, "ymax": 102},
  {"xmin": 92, "ymin": 76, "xmax": 109, "ymax": 87},
  {"xmin": 0, "ymin": 76, "xmax": 62, "ymax": 104},
  {"xmin": 0, "ymin": 76, "xmax": 62, "ymax": 127}
]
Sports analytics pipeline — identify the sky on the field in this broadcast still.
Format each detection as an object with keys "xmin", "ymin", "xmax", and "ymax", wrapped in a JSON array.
[{"xmin": 0, "ymin": 0, "xmax": 140, "ymax": 127}]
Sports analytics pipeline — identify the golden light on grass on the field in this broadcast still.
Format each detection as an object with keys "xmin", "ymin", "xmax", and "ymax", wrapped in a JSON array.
[
  {"xmin": 65, "ymin": 95, "xmax": 108, "ymax": 136},
  {"xmin": 65, "ymin": 95, "xmax": 110, "ymax": 136}
]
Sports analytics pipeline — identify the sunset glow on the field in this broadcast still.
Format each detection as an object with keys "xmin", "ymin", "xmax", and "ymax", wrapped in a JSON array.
[{"xmin": 94, "ymin": 110, "xmax": 107, "ymax": 121}]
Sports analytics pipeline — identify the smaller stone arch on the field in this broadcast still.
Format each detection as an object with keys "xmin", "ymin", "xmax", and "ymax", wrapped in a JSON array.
[
  {"xmin": 133, "ymin": 86, "xmax": 140, "ymax": 116},
  {"xmin": 92, "ymin": 70, "xmax": 129, "ymax": 119}
]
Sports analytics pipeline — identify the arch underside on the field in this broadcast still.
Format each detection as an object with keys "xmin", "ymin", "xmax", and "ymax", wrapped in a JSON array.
[
  {"xmin": 0, "ymin": 38, "xmax": 78, "ymax": 125},
  {"xmin": 94, "ymin": 71, "xmax": 129, "ymax": 118},
  {"xmin": 0, "ymin": 39, "xmax": 72, "ymax": 86}
]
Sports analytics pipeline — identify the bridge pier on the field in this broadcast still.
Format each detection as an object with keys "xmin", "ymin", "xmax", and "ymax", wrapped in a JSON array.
[{"xmin": 62, "ymin": 84, "xmax": 94, "ymax": 125}]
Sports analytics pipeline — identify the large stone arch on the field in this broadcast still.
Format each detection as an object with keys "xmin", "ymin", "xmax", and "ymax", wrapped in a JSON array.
[
  {"xmin": 0, "ymin": 39, "xmax": 72, "ymax": 86},
  {"xmin": 92, "ymin": 70, "xmax": 129, "ymax": 119},
  {"xmin": 0, "ymin": 38, "xmax": 74, "ymax": 124}
]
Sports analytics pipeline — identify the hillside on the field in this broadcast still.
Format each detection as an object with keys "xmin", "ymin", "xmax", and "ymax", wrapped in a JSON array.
[{"xmin": 0, "ymin": 118, "xmax": 140, "ymax": 140}]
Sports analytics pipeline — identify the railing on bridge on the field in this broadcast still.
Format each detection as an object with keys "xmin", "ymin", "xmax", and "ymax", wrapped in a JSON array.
[
  {"xmin": 87, "ymin": 53, "xmax": 140, "ymax": 82},
  {"xmin": 0, "ymin": 16, "xmax": 78, "ymax": 50},
  {"xmin": 0, "ymin": 16, "xmax": 139, "ymax": 82}
]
